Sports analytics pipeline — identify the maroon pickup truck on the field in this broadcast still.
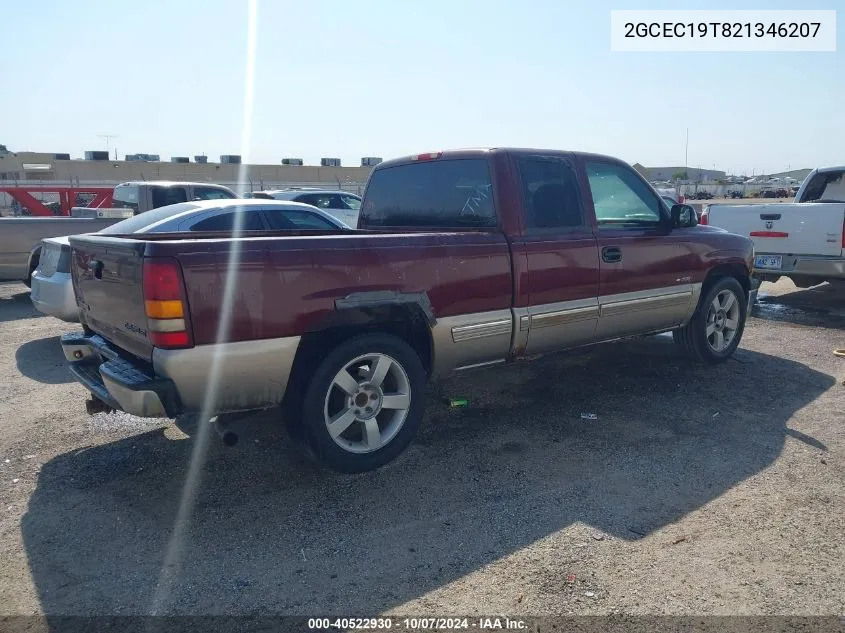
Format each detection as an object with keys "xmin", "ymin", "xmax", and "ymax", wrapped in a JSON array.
[{"xmin": 62, "ymin": 148, "xmax": 754, "ymax": 472}]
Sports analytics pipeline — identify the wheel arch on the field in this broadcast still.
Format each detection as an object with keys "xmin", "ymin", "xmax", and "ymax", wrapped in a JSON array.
[
  {"xmin": 703, "ymin": 262, "xmax": 750, "ymax": 296},
  {"xmin": 24, "ymin": 243, "xmax": 42, "ymax": 287},
  {"xmin": 283, "ymin": 293, "xmax": 435, "ymax": 409}
]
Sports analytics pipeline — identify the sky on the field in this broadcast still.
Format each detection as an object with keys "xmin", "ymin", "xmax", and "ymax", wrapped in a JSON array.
[{"xmin": 0, "ymin": 0, "xmax": 842, "ymax": 175}]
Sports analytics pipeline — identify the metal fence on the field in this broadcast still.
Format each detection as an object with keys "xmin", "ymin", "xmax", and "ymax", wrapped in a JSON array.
[{"xmin": 0, "ymin": 180, "xmax": 369, "ymax": 216}]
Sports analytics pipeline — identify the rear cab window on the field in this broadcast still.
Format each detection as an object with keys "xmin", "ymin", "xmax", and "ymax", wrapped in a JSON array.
[
  {"xmin": 112, "ymin": 185, "xmax": 140, "ymax": 213},
  {"xmin": 360, "ymin": 159, "xmax": 496, "ymax": 229}
]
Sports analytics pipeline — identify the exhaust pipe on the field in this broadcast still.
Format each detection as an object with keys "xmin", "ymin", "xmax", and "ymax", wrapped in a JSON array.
[
  {"xmin": 86, "ymin": 396, "xmax": 114, "ymax": 415},
  {"xmin": 213, "ymin": 416, "xmax": 238, "ymax": 447}
]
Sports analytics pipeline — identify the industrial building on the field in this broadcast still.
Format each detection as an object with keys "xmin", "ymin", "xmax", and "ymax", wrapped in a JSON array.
[
  {"xmin": 632, "ymin": 164, "xmax": 726, "ymax": 182},
  {"xmin": 0, "ymin": 150, "xmax": 378, "ymax": 192}
]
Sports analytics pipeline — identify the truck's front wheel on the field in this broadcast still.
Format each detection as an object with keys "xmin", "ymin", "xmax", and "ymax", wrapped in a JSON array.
[
  {"xmin": 673, "ymin": 277, "xmax": 747, "ymax": 364},
  {"xmin": 300, "ymin": 333, "xmax": 426, "ymax": 473}
]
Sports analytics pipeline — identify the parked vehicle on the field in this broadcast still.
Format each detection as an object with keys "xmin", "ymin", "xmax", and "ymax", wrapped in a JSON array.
[
  {"xmin": 0, "ymin": 181, "xmax": 237, "ymax": 284},
  {"xmin": 61, "ymin": 148, "xmax": 753, "ymax": 473},
  {"xmin": 701, "ymin": 165, "xmax": 845, "ymax": 288},
  {"xmin": 655, "ymin": 188, "xmax": 684, "ymax": 204},
  {"xmin": 726, "ymin": 190, "xmax": 743, "ymax": 199},
  {"xmin": 249, "ymin": 189, "xmax": 361, "ymax": 227},
  {"xmin": 31, "ymin": 200, "xmax": 348, "ymax": 321}
]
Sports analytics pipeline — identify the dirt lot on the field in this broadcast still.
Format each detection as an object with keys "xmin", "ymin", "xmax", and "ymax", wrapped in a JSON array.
[{"xmin": 0, "ymin": 279, "xmax": 843, "ymax": 617}]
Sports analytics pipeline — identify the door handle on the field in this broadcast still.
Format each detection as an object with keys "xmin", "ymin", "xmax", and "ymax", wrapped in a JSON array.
[{"xmin": 601, "ymin": 246, "xmax": 622, "ymax": 263}]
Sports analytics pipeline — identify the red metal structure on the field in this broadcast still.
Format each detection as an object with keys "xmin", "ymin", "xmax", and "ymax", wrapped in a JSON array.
[{"xmin": 0, "ymin": 186, "xmax": 113, "ymax": 217}]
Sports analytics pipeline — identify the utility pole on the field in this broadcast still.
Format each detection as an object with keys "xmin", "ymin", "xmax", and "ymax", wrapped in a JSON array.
[
  {"xmin": 98, "ymin": 134, "xmax": 118, "ymax": 157},
  {"xmin": 685, "ymin": 128, "xmax": 689, "ymax": 172}
]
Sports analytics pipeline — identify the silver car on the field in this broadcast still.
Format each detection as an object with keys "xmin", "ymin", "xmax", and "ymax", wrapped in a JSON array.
[{"xmin": 30, "ymin": 199, "xmax": 350, "ymax": 322}]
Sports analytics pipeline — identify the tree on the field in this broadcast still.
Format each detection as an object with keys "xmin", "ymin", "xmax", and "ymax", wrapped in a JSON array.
[
  {"xmin": 0, "ymin": 144, "xmax": 8, "ymax": 153},
  {"xmin": 672, "ymin": 170, "xmax": 688, "ymax": 181}
]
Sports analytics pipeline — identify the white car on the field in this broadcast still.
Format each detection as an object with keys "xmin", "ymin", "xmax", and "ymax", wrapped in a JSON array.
[
  {"xmin": 249, "ymin": 189, "xmax": 361, "ymax": 227},
  {"xmin": 30, "ymin": 199, "xmax": 350, "ymax": 321}
]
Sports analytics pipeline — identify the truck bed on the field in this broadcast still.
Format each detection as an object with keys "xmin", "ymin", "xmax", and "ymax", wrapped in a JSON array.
[
  {"xmin": 69, "ymin": 229, "xmax": 515, "ymax": 352},
  {"xmin": 0, "ymin": 217, "xmax": 120, "ymax": 281}
]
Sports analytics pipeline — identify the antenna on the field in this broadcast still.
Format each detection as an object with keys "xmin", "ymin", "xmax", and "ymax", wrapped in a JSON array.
[{"xmin": 98, "ymin": 134, "xmax": 118, "ymax": 157}]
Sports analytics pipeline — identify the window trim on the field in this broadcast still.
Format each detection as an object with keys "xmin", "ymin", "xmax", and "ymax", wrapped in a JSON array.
[
  {"xmin": 516, "ymin": 154, "xmax": 589, "ymax": 236},
  {"xmin": 582, "ymin": 159, "xmax": 670, "ymax": 232}
]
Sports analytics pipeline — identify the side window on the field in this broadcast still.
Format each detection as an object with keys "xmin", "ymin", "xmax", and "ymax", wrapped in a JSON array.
[
  {"xmin": 586, "ymin": 162, "xmax": 663, "ymax": 227},
  {"xmin": 517, "ymin": 157, "xmax": 584, "ymax": 231},
  {"xmin": 189, "ymin": 210, "xmax": 266, "ymax": 232},
  {"xmin": 151, "ymin": 186, "xmax": 188, "ymax": 208},
  {"xmin": 297, "ymin": 194, "xmax": 333, "ymax": 209},
  {"xmin": 192, "ymin": 186, "xmax": 236, "ymax": 200},
  {"xmin": 266, "ymin": 210, "xmax": 338, "ymax": 230},
  {"xmin": 341, "ymin": 195, "xmax": 362, "ymax": 210}
]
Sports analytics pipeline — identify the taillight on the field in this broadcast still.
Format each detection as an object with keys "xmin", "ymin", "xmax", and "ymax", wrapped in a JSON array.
[
  {"xmin": 143, "ymin": 258, "xmax": 192, "ymax": 349},
  {"xmin": 699, "ymin": 208, "xmax": 709, "ymax": 225},
  {"xmin": 679, "ymin": 194, "xmax": 685, "ymax": 203},
  {"xmin": 411, "ymin": 152, "xmax": 442, "ymax": 161}
]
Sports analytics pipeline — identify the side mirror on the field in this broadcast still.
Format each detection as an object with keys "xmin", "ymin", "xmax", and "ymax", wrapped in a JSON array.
[{"xmin": 671, "ymin": 203, "xmax": 698, "ymax": 228}]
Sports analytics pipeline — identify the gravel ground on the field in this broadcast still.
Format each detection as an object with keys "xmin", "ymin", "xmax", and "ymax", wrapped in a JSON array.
[{"xmin": 0, "ymin": 279, "xmax": 843, "ymax": 617}]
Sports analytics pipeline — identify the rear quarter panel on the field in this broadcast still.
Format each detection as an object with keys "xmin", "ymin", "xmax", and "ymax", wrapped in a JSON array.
[{"xmin": 145, "ymin": 232, "xmax": 514, "ymax": 345}]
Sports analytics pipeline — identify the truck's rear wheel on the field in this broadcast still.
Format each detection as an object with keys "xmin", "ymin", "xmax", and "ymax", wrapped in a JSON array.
[
  {"xmin": 299, "ymin": 333, "xmax": 426, "ymax": 473},
  {"xmin": 673, "ymin": 277, "xmax": 747, "ymax": 364}
]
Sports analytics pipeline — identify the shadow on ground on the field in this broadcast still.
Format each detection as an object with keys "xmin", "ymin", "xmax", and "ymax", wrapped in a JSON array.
[
  {"xmin": 22, "ymin": 336, "xmax": 834, "ymax": 615},
  {"xmin": 0, "ymin": 286, "xmax": 42, "ymax": 323},
  {"xmin": 752, "ymin": 283, "xmax": 845, "ymax": 330},
  {"xmin": 15, "ymin": 336, "xmax": 74, "ymax": 384}
]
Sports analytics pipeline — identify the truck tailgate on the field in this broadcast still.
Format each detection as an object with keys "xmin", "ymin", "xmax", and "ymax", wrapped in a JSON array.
[
  {"xmin": 69, "ymin": 235, "xmax": 154, "ymax": 362},
  {"xmin": 706, "ymin": 203, "xmax": 845, "ymax": 256}
]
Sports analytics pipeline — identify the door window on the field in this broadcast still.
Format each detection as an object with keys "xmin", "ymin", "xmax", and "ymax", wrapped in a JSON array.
[
  {"xmin": 265, "ymin": 209, "xmax": 338, "ymax": 230},
  {"xmin": 151, "ymin": 186, "xmax": 188, "ymax": 208},
  {"xmin": 189, "ymin": 209, "xmax": 267, "ymax": 231},
  {"xmin": 340, "ymin": 194, "xmax": 362, "ymax": 210},
  {"xmin": 586, "ymin": 162, "xmax": 663, "ymax": 228},
  {"xmin": 297, "ymin": 194, "xmax": 335, "ymax": 209},
  {"xmin": 192, "ymin": 186, "xmax": 236, "ymax": 200},
  {"xmin": 517, "ymin": 157, "xmax": 585, "ymax": 231}
]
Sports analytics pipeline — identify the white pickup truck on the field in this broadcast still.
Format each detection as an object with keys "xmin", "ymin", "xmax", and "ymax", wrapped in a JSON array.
[{"xmin": 701, "ymin": 165, "xmax": 845, "ymax": 288}]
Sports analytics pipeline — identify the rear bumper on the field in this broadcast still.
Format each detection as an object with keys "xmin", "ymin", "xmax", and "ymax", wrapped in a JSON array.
[
  {"xmin": 30, "ymin": 271, "xmax": 79, "ymax": 321},
  {"xmin": 61, "ymin": 332, "xmax": 180, "ymax": 418},
  {"xmin": 753, "ymin": 253, "xmax": 845, "ymax": 279},
  {"xmin": 62, "ymin": 332, "xmax": 302, "ymax": 418}
]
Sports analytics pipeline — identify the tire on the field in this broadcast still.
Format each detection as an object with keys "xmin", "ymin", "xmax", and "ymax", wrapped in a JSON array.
[
  {"xmin": 673, "ymin": 276, "xmax": 747, "ymax": 364},
  {"xmin": 298, "ymin": 333, "xmax": 426, "ymax": 473}
]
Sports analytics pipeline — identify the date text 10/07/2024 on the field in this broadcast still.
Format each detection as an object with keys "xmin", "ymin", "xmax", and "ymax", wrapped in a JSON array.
[{"xmin": 308, "ymin": 617, "xmax": 529, "ymax": 630}]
